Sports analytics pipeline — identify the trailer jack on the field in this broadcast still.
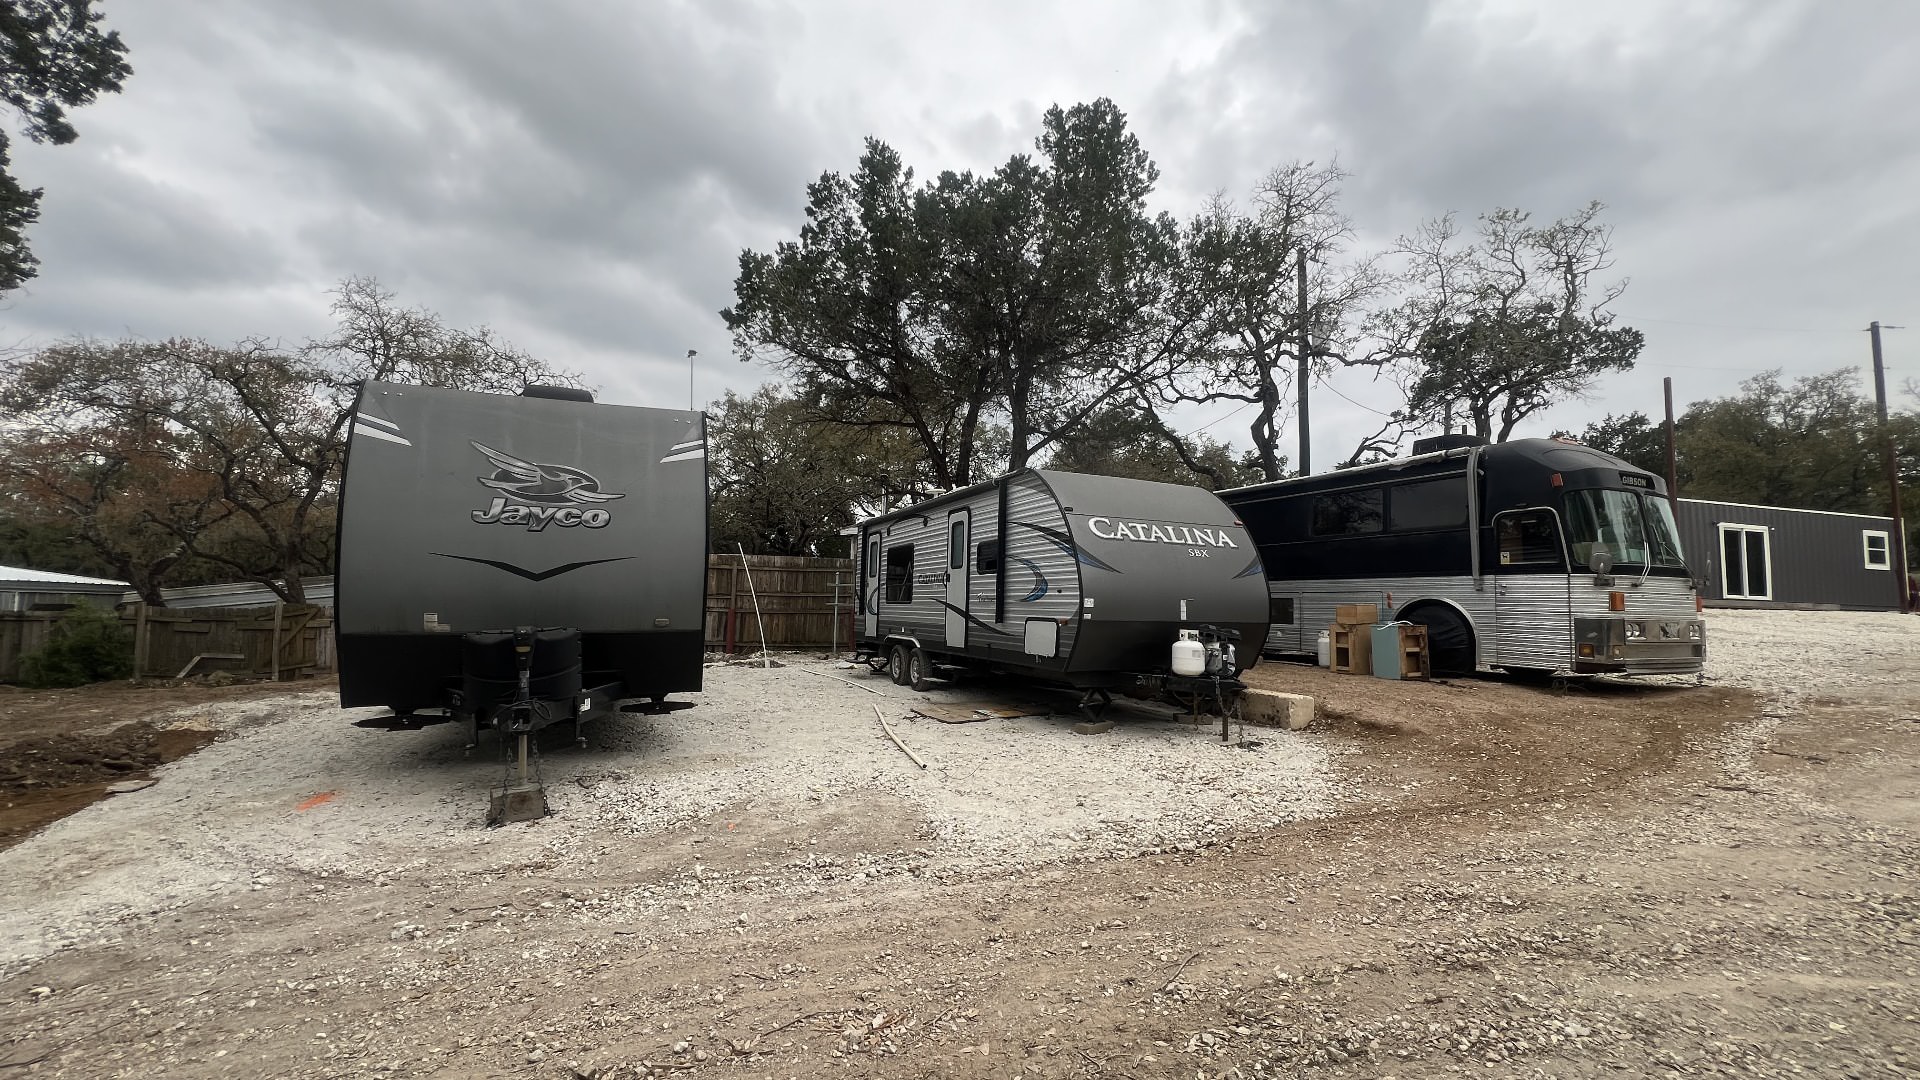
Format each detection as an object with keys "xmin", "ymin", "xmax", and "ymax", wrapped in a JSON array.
[{"xmin": 488, "ymin": 627, "xmax": 550, "ymax": 826}]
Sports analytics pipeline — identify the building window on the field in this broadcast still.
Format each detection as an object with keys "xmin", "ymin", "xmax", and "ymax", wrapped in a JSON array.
[
  {"xmin": 1720, "ymin": 524, "xmax": 1771, "ymax": 600},
  {"xmin": 1863, "ymin": 530, "xmax": 1891, "ymax": 570},
  {"xmin": 884, "ymin": 544, "xmax": 915, "ymax": 603},
  {"xmin": 1311, "ymin": 489, "xmax": 1384, "ymax": 536}
]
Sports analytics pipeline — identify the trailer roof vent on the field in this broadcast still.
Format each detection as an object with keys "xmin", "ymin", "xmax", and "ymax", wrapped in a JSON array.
[
  {"xmin": 521, "ymin": 384, "xmax": 595, "ymax": 403},
  {"xmin": 1410, "ymin": 432, "xmax": 1488, "ymax": 455}
]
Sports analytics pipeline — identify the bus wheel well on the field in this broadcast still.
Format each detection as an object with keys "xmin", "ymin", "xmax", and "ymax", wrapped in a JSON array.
[{"xmin": 1396, "ymin": 601, "xmax": 1477, "ymax": 676}]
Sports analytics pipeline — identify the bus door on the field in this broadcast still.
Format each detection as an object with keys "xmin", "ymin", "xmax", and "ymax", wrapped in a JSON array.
[{"xmin": 1490, "ymin": 508, "xmax": 1572, "ymax": 667}]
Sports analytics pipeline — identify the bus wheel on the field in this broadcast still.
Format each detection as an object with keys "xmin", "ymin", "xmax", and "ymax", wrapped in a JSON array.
[
  {"xmin": 888, "ymin": 643, "xmax": 912, "ymax": 686},
  {"xmin": 1405, "ymin": 604, "xmax": 1475, "ymax": 676}
]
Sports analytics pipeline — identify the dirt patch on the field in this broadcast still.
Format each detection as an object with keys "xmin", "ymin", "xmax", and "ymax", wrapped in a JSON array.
[
  {"xmin": 0, "ymin": 723, "xmax": 216, "ymax": 851},
  {"xmin": 0, "ymin": 676, "xmax": 328, "ymax": 747},
  {"xmin": 1244, "ymin": 658, "xmax": 1754, "ymax": 808}
]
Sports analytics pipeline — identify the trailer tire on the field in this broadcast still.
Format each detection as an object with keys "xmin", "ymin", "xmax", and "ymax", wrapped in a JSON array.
[
  {"xmin": 887, "ymin": 643, "xmax": 911, "ymax": 685},
  {"xmin": 908, "ymin": 647, "xmax": 933, "ymax": 692},
  {"xmin": 1403, "ymin": 603, "xmax": 1475, "ymax": 676}
]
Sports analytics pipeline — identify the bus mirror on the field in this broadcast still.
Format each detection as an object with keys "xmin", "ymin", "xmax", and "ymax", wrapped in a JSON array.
[{"xmin": 1588, "ymin": 550, "xmax": 1614, "ymax": 575}]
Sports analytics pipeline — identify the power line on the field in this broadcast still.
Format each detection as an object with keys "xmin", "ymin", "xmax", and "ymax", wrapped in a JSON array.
[
  {"xmin": 1321, "ymin": 379, "xmax": 1397, "ymax": 417},
  {"xmin": 1179, "ymin": 398, "xmax": 1257, "ymax": 438}
]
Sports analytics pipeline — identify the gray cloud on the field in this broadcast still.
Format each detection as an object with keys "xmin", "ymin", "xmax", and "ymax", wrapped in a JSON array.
[{"xmin": 0, "ymin": 0, "xmax": 1912, "ymax": 462}]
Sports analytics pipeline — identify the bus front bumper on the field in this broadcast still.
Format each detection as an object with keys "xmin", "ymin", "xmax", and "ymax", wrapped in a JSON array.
[{"xmin": 1572, "ymin": 616, "xmax": 1706, "ymax": 674}]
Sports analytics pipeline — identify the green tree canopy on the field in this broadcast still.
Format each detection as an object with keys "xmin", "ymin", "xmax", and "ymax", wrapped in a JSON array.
[{"xmin": 0, "ymin": 0, "xmax": 132, "ymax": 292}]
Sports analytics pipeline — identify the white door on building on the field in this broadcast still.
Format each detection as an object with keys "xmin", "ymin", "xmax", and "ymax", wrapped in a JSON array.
[{"xmin": 1719, "ymin": 524, "xmax": 1772, "ymax": 601}]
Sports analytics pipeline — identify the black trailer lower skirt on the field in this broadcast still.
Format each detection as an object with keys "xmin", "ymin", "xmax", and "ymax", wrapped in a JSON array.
[{"xmin": 337, "ymin": 629, "xmax": 705, "ymax": 710}]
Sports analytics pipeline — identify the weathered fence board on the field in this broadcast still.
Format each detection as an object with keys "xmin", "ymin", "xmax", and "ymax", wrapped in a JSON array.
[
  {"xmin": 0, "ymin": 604, "xmax": 335, "ymax": 683},
  {"xmin": 704, "ymin": 555, "xmax": 856, "ymax": 652},
  {"xmin": 3, "ymin": 556, "xmax": 853, "ymax": 681}
]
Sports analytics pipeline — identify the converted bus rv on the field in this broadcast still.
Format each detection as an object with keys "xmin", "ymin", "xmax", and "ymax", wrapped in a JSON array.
[
  {"xmin": 853, "ymin": 469, "xmax": 1269, "ymax": 699},
  {"xmin": 1218, "ymin": 435, "xmax": 1705, "ymax": 678},
  {"xmin": 335, "ymin": 380, "xmax": 707, "ymax": 738}
]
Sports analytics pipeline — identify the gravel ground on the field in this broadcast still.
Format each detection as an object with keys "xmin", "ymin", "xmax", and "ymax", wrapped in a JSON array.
[
  {"xmin": 0, "ymin": 606, "xmax": 1915, "ymax": 1079},
  {"xmin": 0, "ymin": 657, "xmax": 1342, "ymax": 972}
]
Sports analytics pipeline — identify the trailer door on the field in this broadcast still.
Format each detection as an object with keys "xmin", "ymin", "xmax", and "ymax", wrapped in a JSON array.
[
  {"xmin": 863, "ymin": 533, "xmax": 880, "ymax": 638},
  {"xmin": 945, "ymin": 509, "xmax": 970, "ymax": 648}
]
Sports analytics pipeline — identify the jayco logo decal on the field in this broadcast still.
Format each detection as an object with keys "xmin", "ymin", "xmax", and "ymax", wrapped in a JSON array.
[
  {"xmin": 1086, "ymin": 517, "xmax": 1238, "ymax": 548},
  {"xmin": 468, "ymin": 441, "xmax": 624, "ymax": 531}
]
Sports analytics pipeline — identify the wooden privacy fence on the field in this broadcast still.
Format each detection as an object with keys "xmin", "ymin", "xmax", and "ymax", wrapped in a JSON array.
[
  {"xmin": 3, "ymin": 556, "xmax": 854, "ymax": 681},
  {"xmin": 0, "ymin": 603, "xmax": 334, "ymax": 683},
  {"xmin": 705, "ymin": 555, "xmax": 856, "ymax": 653}
]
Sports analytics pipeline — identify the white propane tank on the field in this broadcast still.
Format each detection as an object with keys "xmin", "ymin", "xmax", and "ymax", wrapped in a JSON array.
[
  {"xmin": 1171, "ymin": 630, "xmax": 1207, "ymax": 676},
  {"xmin": 1316, "ymin": 629, "xmax": 1332, "ymax": 668}
]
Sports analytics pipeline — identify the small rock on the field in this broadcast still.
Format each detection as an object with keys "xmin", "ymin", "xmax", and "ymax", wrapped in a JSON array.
[{"xmin": 526, "ymin": 1049, "xmax": 545, "ymax": 1063}]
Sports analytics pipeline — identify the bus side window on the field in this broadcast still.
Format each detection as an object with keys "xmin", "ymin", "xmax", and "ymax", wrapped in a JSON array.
[{"xmin": 1495, "ymin": 510, "xmax": 1562, "ymax": 567}]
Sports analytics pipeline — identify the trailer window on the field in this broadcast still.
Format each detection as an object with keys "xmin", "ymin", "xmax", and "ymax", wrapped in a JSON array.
[
  {"xmin": 1269, "ymin": 596, "xmax": 1295, "ymax": 625},
  {"xmin": 1388, "ymin": 478, "xmax": 1467, "ymax": 531},
  {"xmin": 866, "ymin": 539, "xmax": 878, "ymax": 579},
  {"xmin": 976, "ymin": 539, "xmax": 1001, "ymax": 574},
  {"xmin": 949, "ymin": 521, "xmax": 965, "ymax": 569},
  {"xmin": 884, "ymin": 545, "xmax": 915, "ymax": 603},
  {"xmin": 1494, "ymin": 510, "xmax": 1563, "ymax": 567},
  {"xmin": 1311, "ymin": 489, "xmax": 1383, "ymax": 536}
]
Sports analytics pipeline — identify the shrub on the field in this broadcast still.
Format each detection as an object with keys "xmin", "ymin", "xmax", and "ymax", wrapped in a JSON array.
[{"xmin": 16, "ymin": 605, "xmax": 135, "ymax": 688}]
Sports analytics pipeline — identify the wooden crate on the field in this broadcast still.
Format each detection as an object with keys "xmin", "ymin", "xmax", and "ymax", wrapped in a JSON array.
[
  {"xmin": 1371, "ymin": 623, "xmax": 1432, "ymax": 680},
  {"xmin": 1329, "ymin": 623, "xmax": 1372, "ymax": 674}
]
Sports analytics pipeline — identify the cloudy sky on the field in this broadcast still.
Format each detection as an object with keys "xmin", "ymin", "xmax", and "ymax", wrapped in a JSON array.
[{"xmin": 5, "ymin": 0, "xmax": 1917, "ymax": 470}]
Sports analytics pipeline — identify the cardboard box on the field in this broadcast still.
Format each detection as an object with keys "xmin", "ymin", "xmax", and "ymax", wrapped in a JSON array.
[{"xmin": 1335, "ymin": 603, "xmax": 1379, "ymax": 625}]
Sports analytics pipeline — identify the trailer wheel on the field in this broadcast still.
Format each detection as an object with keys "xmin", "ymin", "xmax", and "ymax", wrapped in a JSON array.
[
  {"xmin": 908, "ymin": 647, "xmax": 933, "ymax": 692},
  {"xmin": 1403, "ymin": 603, "xmax": 1475, "ymax": 676},
  {"xmin": 887, "ymin": 643, "xmax": 911, "ymax": 685}
]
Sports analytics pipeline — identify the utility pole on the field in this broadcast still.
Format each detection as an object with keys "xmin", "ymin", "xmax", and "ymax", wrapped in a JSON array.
[
  {"xmin": 1868, "ymin": 321, "xmax": 1909, "ymax": 611},
  {"xmin": 687, "ymin": 349, "xmax": 698, "ymax": 411},
  {"xmin": 1296, "ymin": 247, "xmax": 1311, "ymax": 476},
  {"xmin": 1663, "ymin": 376, "xmax": 1679, "ymax": 508}
]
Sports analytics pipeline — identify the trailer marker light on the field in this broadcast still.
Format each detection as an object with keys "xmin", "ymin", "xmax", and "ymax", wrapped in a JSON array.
[
  {"xmin": 1608, "ymin": 591, "xmax": 1625, "ymax": 611},
  {"xmin": 1578, "ymin": 643, "xmax": 1596, "ymax": 658},
  {"xmin": 1550, "ymin": 472, "xmax": 1564, "ymax": 487},
  {"xmin": 1695, "ymin": 595, "xmax": 1704, "ymax": 612}
]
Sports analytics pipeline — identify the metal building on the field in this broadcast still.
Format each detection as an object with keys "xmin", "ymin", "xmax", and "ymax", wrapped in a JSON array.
[
  {"xmin": 1674, "ymin": 499, "xmax": 1905, "ymax": 611},
  {"xmin": 0, "ymin": 565, "xmax": 130, "ymax": 612}
]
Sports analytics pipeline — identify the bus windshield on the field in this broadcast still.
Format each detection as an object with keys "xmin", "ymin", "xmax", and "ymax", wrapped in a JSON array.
[{"xmin": 1565, "ymin": 489, "xmax": 1687, "ymax": 570}]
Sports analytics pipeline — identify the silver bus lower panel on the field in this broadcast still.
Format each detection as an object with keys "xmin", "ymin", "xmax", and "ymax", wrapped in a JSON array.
[{"xmin": 1265, "ymin": 574, "xmax": 1702, "ymax": 676}]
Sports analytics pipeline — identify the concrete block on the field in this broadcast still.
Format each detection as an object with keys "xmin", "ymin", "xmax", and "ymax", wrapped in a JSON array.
[
  {"xmin": 1242, "ymin": 689, "xmax": 1315, "ymax": 731},
  {"xmin": 488, "ymin": 783, "xmax": 548, "ymax": 826},
  {"xmin": 1072, "ymin": 719, "xmax": 1115, "ymax": 735}
]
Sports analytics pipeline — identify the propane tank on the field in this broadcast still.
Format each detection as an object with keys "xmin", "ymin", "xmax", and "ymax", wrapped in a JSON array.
[
  {"xmin": 1316, "ymin": 629, "xmax": 1331, "ymax": 668},
  {"xmin": 1171, "ymin": 630, "xmax": 1206, "ymax": 676}
]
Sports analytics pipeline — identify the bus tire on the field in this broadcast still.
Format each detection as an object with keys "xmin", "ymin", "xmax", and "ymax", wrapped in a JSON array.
[
  {"xmin": 1404, "ymin": 604, "xmax": 1475, "ymax": 676},
  {"xmin": 888, "ymin": 643, "xmax": 911, "ymax": 685}
]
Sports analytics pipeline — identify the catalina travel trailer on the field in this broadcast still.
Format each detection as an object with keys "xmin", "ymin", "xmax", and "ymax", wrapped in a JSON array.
[
  {"xmin": 853, "ymin": 469, "xmax": 1269, "ymax": 716},
  {"xmin": 335, "ymin": 380, "xmax": 707, "ymax": 811}
]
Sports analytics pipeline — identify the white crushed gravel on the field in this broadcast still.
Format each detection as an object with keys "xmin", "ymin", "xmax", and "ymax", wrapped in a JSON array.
[
  {"xmin": 0, "ymin": 659, "xmax": 1342, "ymax": 971},
  {"xmin": 2, "ymin": 608, "xmax": 1909, "ymax": 974}
]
